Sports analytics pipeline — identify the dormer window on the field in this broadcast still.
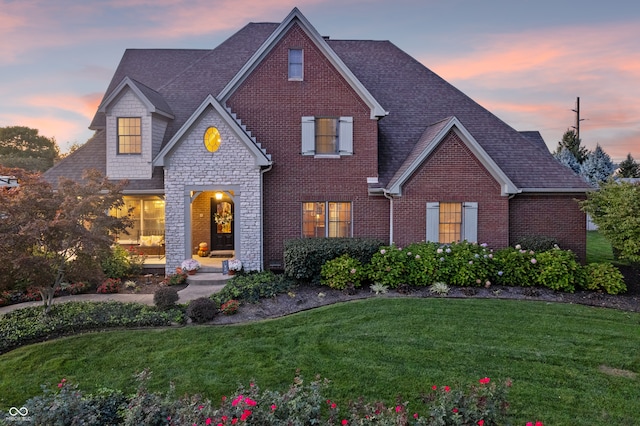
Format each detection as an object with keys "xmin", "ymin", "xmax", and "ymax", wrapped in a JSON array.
[
  {"xmin": 288, "ymin": 49, "xmax": 303, "ymax": 80},
  {"xmin": 118, "ymin": 117, "xmax": 142, "ymax": 154}
]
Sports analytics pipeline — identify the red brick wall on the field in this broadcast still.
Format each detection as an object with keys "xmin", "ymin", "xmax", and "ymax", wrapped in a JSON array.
[
  {"xmin": 393, "ymin": 131, "xmax": 510, "ymax": 249},
  {"xmin": 509, "ymin": 193, "xmax": 587, "ymax": 262},
  {"xmin": 227, "ymin": 24, "xmax": 388, "ymax": 267}
]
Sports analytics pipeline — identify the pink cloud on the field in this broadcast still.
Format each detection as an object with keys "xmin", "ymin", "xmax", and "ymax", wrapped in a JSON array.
[
  {"xmin": 0, "ymin": 112, "xmax": 90, "ymax": 149},
  {"xmin": 22, "ymin": 92, "xmax": 101, "ymax": 121}
]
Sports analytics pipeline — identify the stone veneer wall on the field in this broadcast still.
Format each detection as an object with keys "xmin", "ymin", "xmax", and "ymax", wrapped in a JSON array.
[
  {"xmin": 106, "ymin": 89, "xmax": 154, "ymax": 179},
  {"xmin": 163, "ymin": 107, "xmax": 263, "ymax": 274}
]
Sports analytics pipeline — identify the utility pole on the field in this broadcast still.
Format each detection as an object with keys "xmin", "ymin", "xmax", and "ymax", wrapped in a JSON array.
[{"xmin": 571, "ymin": 97, "xmax": 586, "ymax": 142}]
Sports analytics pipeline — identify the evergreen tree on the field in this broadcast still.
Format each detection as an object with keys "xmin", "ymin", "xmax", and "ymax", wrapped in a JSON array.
[
  {"xmin": 554, "ymin": 148, "xmax": 581, "ymax": 175},
  {"xmin": 616, "ymin": 153, "xmax": 640, "ymax": 178},
  {"xmin": 580, "ymin": 144, "xmax": 615, "ymax": 187},
  {"xmin": 554, "ymin": 129, "xmax": 588, "ymax": 164},
  {"xmin": 0, "ymin": 126, "xmax": 59, "ymax": 171}
]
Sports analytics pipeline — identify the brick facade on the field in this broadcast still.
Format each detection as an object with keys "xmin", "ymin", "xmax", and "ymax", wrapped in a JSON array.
[
  {"xmin": 227, "ymin": 24, "xmax": 388, "ymax": 267},
  {"xmin": 392, "ymin": 131, "xmax": 509, "ymax": 249},
  {"xmin": 509, "ymin": 193, "xmax": 587, "ymax": 262}
]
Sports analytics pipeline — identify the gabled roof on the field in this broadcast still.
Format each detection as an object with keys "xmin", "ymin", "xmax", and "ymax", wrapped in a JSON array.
[
  {"xmin": 386, "ymin": 117, "xmax": 518, "ymax": 196},
  {"xmin": 219, "ymin": 7, "xmax": 387, "ymax": 119},
  {"xmin": 152, "ymin": 95, "xmax": 272, "ymax": 167},
  {"xmin": 97, "ymin": 77, "xmax": 174, "ymax": 119}
]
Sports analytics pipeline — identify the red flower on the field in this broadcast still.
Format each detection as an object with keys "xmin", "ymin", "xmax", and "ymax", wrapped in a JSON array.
[
  {"xmin": 413, "ymin": 413, "xmax": 419, "ymax": 419},
  {"xmin": 205, "ymin": 419, "xmax": 212, "ymax": 425},
  {"xmin": 452, "ymin": 408, "xmax": 458, "ymax": 413},
  {"xmin": 341, "ymin": 420, "xmax": 348, "ymax": 425},
  {"xmin": 271, "ymin": 404, "xmax": 277, "ymax": 411},
  {"xmin": 479, "ymin": 377, "xmax": 491, "ymax": 384},
  {"xmin": 240, "ymin": 410, "xmax": 252, "ymax": 421},
  {"xmin": 432, "ymin": 385, "xmax": 437, "ymax": 390},
  {"xmin": 478, "ymin": 420, "xmax": 485, "ymax": 426},
  {"xmin": 444, "ymin": 386, "xmax": 450, "ymax": 392}
]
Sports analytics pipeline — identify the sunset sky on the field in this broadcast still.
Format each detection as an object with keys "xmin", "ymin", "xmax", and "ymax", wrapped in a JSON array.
[{"xmin": 1, "ymin": 0, "xmax": 638, "ymax": 162}]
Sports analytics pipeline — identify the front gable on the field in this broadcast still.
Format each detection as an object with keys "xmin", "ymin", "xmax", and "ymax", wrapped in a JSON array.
[
  {"xmin": 386, "ymin": 117, "xmax": 519, "ymax": 197},
  {"xmin": 98, "ymin": 77, "xmax": 174, "ymax": 180}
]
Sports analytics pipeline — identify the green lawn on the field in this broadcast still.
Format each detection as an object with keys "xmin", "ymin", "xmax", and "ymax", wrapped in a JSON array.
[
  {"xmin": 587, "ymin": 230, "xmax": 615, "ymax": 263},
  {"xmin": 1, "ymin": 298, "xmax": 639, "ymax": 425}
]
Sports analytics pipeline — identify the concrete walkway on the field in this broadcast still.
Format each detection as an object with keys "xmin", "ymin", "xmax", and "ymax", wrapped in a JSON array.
[{"xmin": 0, "ymin": 280, "xmax": 227, "ymax": 315}]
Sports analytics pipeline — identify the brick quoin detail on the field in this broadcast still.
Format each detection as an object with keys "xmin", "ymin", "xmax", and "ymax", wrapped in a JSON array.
[
  {"xmin": 509, "ymin": 194, "xmax": 587, "ymax": 262},
  {"xmin": 393, "ymin": 131, "xmax": 509, "ymax": 249},
  {"xmin": 227, "ymin": 24, "xmax": 388, "ymax": 266}
]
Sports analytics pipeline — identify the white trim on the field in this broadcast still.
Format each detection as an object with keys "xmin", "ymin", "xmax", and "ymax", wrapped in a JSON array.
[
  {"xmin": 218, "ymin": 8, "xmax": 387, "ymax": 119},
  {"xmin": 152, "ymin": 94, "xmax": 271, "ymax": 167},
  {"xmin": 387, "ymin": 117, "xmax": 519, "ymax": 196},
  {"xmin": 98, "ymin": 77, "xmax": 174, "ymax": 119}
]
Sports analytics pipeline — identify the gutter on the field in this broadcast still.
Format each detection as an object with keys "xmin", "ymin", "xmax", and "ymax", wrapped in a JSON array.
[{"xmin": 260, "ymin": 163, "xmax": 273, "ymax": 270}]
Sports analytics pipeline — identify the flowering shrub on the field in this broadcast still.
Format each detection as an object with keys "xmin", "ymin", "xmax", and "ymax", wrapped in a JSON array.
[
  {"xmin": 96, "ymin": 278, "xmax": 122, "ymax": 294},
  {"xmin": 18, "ymin": 375, "xmax": 527, "ymax": 426},
  {"xmin": 435, "ymin": 242, "xmax": 496, "ymax": 287},
  {"xmin": 368, "ymin": 245, "xmax": 411, "ymax": 288},
  {"xmin": 181, "ymin": 259, "xmax": 201, "ymax": 272},
  {"xmin": 321, "ymin": 254, "xmax": 365, "ymax": 290},
  {"xmin": 493, "ymin": 247, "xmax": 539, "ymax": 287},
  {"xmin": 164, "ymin": 272, "xmax": 188, "ymax": 286},
  {"xmin": 220, "ymin": 299, "xmax": 240, "ymax": 315}
]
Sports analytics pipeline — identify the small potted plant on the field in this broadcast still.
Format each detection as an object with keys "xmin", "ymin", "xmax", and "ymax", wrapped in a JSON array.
[
  {"xmin": 228, "ymin": 259, "xmax": 242, "ymax": 275},
  {"xmin": 181, "ymin": 259, "xmax": 201, "ymax": 275}
]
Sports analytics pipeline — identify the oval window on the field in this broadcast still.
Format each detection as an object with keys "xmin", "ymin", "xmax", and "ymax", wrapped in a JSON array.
[{"xmin": 204, "ymin": 127, "xmax": 221, "ymax": 152}]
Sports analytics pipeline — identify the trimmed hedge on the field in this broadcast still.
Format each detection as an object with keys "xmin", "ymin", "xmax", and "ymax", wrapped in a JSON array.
[
  {"xmin": 211, "ymin": 271, "xmax": 294, "ymax": 305},
  {"xmin": 284, "ymin": 237, "xmax": 383, "ymax": 282},
  {"xmin": 0, "ymin": 302, "xmax": 185, "ymax": 354}
]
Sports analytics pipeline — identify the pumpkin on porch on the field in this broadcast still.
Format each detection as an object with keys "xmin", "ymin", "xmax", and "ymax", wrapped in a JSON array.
[{"xmin": 198, "ymin": 242, "xmax": 209, "ymax": 257}]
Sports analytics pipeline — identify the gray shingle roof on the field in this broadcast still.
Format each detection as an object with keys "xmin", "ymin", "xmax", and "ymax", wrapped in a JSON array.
[{"xmin": 50, "ymin": 17, "xmax": 590, "ymax": 193}]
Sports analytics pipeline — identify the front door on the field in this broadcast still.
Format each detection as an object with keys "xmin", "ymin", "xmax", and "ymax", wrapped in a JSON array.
[{"xmin": 211, "ymin": 198, "xmax": 234, "ymax": 251}]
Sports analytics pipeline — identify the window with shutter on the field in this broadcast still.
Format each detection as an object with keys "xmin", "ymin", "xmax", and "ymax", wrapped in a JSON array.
[
  {"xmin": 300, "ymin": 116, "xmax": 353, "ymax": 157},
  {"xmin": 426, "ymin": 201, "xmax": 478, "ymax": 243}
]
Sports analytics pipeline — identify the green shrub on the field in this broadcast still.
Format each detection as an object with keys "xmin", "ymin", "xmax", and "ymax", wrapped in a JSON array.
[
  {"xmin": 0, "ymin": 301, "xmax": 184, "ymax": 354},
  {"xmin": 153, "ymin": 286, "xmax": 179, "ymax": 310},
  {"xmin": 65, "ymin": 252, "xmax": 105, "ymax": 286},
  {"xmin": 186, "ymin": 297, "xmax": 217, "ymax": 323},
  {"xmin": 402, "ymin": 242, "xmax": 440, "ymax": 286},
  {"xmin": 164, "ymin": 272, "xmax": 188, "ymax": 286},
  {"xmin": 100, "ymin": 245, "xmax": 131, "ymax": 279},
  {"xmin": 583, "ymin": 263, "xmax": 627, "ymax": 294},
  {"xmin": 514, "ymin": 235, "xmax": 559, "ymax": 252},
  {"xmin": 320, "ymin": 254, "xmax": 364, "ymax": 290},
  {"xmin": 368, "ymin": 245, "xmax": 410, "ymax": 288},
  {"xmin": 494, "ymin": 246, "xmax": 539, "ymax": 286},
  {"xmin": 211, "ymin": 271, "xmax": 294, "ymax": 305},
  {"xmin": 284, "ymin": 238, "xmax": 382, "ymax": 282},
  {"xmin": 535, "ymin": 249, "xmax": 584, "ymax": 292},
  {"xmin": 435, "ymin": 241, "xmax": 496, "ymax": 286}
]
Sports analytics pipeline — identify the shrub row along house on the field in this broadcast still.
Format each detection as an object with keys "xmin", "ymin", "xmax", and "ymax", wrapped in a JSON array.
[{"xmin": 44, "ymin": 8, "xmax": 591, "ymax": 274}]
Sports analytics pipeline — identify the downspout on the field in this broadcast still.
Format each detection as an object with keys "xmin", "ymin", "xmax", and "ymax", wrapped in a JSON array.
[
  {"xmin": 383, "ymin": 190, "xmax": 394, "ymax": 245},
  {"xmin": 260, "ymin": 164, "xmax": 273, "ymax": 271}
]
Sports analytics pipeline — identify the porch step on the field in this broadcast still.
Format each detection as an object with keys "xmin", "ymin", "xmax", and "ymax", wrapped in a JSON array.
[{"xmin": 187, "ymin": 272, "xmax": 231, "ymax": 286}]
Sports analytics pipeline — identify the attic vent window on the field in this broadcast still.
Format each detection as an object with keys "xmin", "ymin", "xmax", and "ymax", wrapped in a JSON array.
[
  {"xmin": 288, "ymin": 48, "xmax": 303, "ymax": 80},
  {"xmin": 117, "ymin": 117, "xmax": 142, "ymax": 154}
]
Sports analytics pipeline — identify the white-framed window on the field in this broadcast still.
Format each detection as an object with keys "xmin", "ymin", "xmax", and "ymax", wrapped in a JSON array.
[
  {"xmin": 288, "ymin": 48, "xmax": 303, "ymax": 80},
  {"xmin": 426, "ymin": 202, "xmax": 478, "ymax": 243},
  {"xmin": 302, "ymin": 201, "xmax": 352, "ymax": 238},
  {"xmin": 301, "ymin": 116, "xmax": 353, "ymax": 157},
  {"xmin": 117, "ymin": 117, "xmax": 142, "ymax": 154},
  {"xmin": 110, "ymin": 195, "xmax": 165, "ymax": 244}
]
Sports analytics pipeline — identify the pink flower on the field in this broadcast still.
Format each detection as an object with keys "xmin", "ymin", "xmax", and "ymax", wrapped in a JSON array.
[
  {"xmin": 536, "ymin": 422, "xmax": 544, "ymax": 426},
  {"xmin": 395, "ymin": 405, "xmax": 402, "ymax": 413},
  {"xmin": 341, "ymin": 420, "xmax": 348, "ymax": 425},
  {"xmin": 452, "ymin": 408, "xmax": 458, "ymax": 413},
  {"xmin": 331, "ymin": 403, "xmax": 337, "ymax": 409},
  {"xmin": 432, "ymin": 385, "xmax": 437, "ymax": 390},
  {"xmin": 478, "ymin": 420, "xmax": 485, "ymax": 426},
  {"xmin": 221, "ymin": 416, "xmax": 228, "ymax": 422},
  {"xmin": 527, "ymin": 423, "xmax": 533, "ymax": 426},
  {"xmin": 232, "ymin": 419, "xmax": 238, "ymax": 425},
  {"xmin": 271, "ymin": 404, "xmax": 277, "ymax": 411},
  {"xmin": 240, "ymin": 410, "xmax": 252, "ymax": 421},
  {"xmin": 479, "ymin": 377, "xmax": 491, "ymax": 384},
  {"xmin": 232, "ymin": 395, "xmax": 244, "ymax": 406},
  {"xmin": 531, "ymin": 258, "xmax": 537, "ymax": 264},
  {"xmin": 206, "ymin": 419, "xmax": 212, "ymax": 425},
  {"xmin": 244, "ymin": 398, "xmax": 257, "ymax": 407},
  {"xmin": 413, "ymin": 413, "xmax": 419, "ymax": 419},
  {"xmin": 444, "ymin": 386, "xmax": 450, "ymax": 392},
  {"xmin": 199, "ymin": 405, "xmax": 204, "ymax": 410}
]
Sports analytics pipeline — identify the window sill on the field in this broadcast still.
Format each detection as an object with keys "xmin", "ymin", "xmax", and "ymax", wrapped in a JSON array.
[{"xmin": 313, "ymin": 154, "xmax": 341, "ymax": 159}]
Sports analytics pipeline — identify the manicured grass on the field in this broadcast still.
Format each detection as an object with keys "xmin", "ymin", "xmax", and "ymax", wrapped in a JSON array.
[
  {"xmin": 587, "ymin": 230, "xmax": 615, "ymax": 263},
  {"xmin": 1, "ymin": 298, "xmax": 639, "ymax": 424}
]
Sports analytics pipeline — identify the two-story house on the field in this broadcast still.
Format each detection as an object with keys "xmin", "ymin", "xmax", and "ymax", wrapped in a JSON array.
[{"xmin": 44, "ymin": 8, "xmax": 591, "ymax": 274}]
